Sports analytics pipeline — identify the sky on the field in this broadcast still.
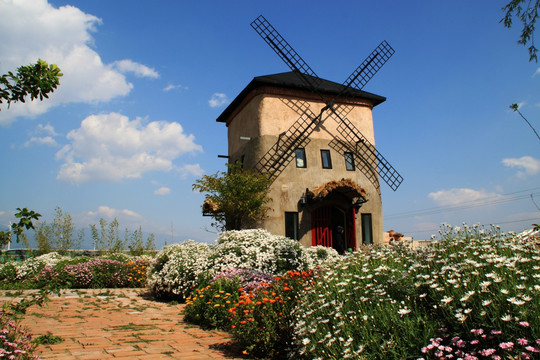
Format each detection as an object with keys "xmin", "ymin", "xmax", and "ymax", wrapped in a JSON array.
[{"xmin": 1, "ymin": 0, "xmax": 539, "ymax": 248}]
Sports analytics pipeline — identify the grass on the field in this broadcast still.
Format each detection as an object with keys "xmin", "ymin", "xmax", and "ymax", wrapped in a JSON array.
[{"xmin": 32, "ymin": 331, "xmax": 64, "ymax": 345}]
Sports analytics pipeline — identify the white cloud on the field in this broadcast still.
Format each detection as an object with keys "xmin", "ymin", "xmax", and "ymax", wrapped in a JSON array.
[
  {"xmin": 154, "ymin": 187, "xmax": 171, "ymax": 195},
  {"xmin": 163, "ymin": 84, "xmax": 187, "ymax": 92},
  {"xmin": 428, "ymin": 188, "xmax": 502, "ymax": 207},
  {"xmin": 502, "ymin": 156, "xmax": 540, "ymax": 178},
  {"xmin": 87, "ymin": 206, "xmax": 142, "ymax": 220},
  {"xmin": 178, "ymin": 163, "xmax": 204, "ymax": 178},
  {"xmin": 55, "ymin": 112, "xmax": 203, "ymax": 184},
  {"xmin": 112, "ymin": 59, "xmax": 159, "ymax": 79},
  {"xmin": 24, "ymin": 136, "xmax": 58, "ymax": 147},
  {"xmin": 208, "ymin": 93, "xmax": 229, "ymax": 108},
  {"xmin": 35, "ymin": 123, "xmax": 59, "ymax": 136},
  {"xmin": 24, "ymin": 122, "xmax": 60, "ymax": 147},
  {"xmin": 0, "ymin": 0, "xmax": 156, "ymax": 125}
]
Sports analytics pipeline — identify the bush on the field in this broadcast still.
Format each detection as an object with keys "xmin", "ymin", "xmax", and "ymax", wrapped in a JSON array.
[
  {"xmin": 185, "ymin": 277, "xmax": 243, "ymax": 329},
  {"xmin": 148, "ymin": 230, "xmax": 320, "ymax": 300},
  {"xmin": 290, "ymin": 225, "xmax": 540, "ymax": 359},
  {"xmin": 0, "ymin": 253, "xmax": 153, "ymax": 290},
  {"xmin": 185, "ymin": 268, "xmax": 275, "ymax": 330},
  {"xmin": 228, "ymin": 270, "xmax": 315, "ymax": 359},
  {"xmin": 0, "ymin": 309, "xmax": 40, "ymax": 359},
  {"xmin": 210, "ymin": 229, "xmax": 306, "ymax": 275},
  {"xmin": 147, "ymin": 240, "xmax": 212, "ymax": 300}
]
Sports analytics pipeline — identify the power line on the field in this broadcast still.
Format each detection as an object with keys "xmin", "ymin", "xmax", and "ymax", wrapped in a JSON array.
[{"xmin": 385, "ymin": 187, "xmax": 540, "ymax": 220}]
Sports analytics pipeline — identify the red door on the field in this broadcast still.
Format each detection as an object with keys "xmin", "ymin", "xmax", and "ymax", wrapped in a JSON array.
[
  {"xmin": 311, "ymin": 205, "xmax": 357, "ymax": 250},
  {"xmin": 311, "ymin": 206, "xmax": 333, "ymax": 247}
]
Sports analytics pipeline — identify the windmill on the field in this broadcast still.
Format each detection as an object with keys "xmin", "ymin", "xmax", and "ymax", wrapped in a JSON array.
[{"xmin": 250, "ymin": 15, "xmax": 403, "ymax": 192}]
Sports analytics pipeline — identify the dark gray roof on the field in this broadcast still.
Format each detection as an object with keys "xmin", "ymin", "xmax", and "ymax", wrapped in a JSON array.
[{"xmin": 216, "ymin": 71, "xmax": 386, "ymax": 123}]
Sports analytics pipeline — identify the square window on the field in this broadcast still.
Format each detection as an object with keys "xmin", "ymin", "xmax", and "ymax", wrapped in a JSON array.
[
  {"xmin": 295, "ymin": 148, "xmax": 307, "ymax": 168},
  {"xmin": 345, "ymin": 152, "xmax": 355, "ymax": 171},
  {"xmin": 321, "ymin": 150, "xmax": 332, "ymax": 169}
]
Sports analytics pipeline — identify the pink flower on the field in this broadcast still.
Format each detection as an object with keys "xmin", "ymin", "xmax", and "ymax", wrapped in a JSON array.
[
  {"xmin": 499, "ymin": 342, "xmax": 514, "ymax": 350},
  {"xmin": 520, "ymin": 352, "xmax": 530, "ymax": 360},
  {"xmin": 421, "ymin": 347, "xmax": 428, "ymax": 353},
  {"xmin": 470, "ymin": 339, "xmax": 479, "ymax": 345},
  {"xmin": 456, "ymin": 340, "xmax": 466, "ymax": 348},
  {"xmin": 519, "ymin": 321, "xmax": 530, "ymax": 327},
  {"xmin": 525, "ymin": 346, "xmax": 539, "ymax": 353},
  {"xmin": 492, "ymin": 356, "xmax": 501, "ymax": 360},
  {"xmin": 491, "ymin": 330, "xmax": 502, "ymax": 335},
  {"xmin": 517, "ymin": 338, "xmax": 528, "ymax": 346},
  {"xmin": 470, "ymin": 328, "xmax": 484, "ymax": 335},
  {"xmin": 480, "ymin": 348, "xmax": 496, "ymax": 356}
]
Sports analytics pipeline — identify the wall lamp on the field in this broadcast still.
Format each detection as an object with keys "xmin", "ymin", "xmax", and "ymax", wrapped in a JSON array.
[{"xmin": 354, "ymin": 196, "xmax": 368, "ymax": 211}]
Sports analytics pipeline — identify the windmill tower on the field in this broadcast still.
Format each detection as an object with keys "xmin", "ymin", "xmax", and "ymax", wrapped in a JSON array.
[{"xmin": 216, "ymin": 15, "xmax": 403, "ymax": 250}]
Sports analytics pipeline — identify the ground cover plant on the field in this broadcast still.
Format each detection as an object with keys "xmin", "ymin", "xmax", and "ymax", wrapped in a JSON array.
[
  {"xmin": 147, "ymin": 229, "xmax": 339, "ymax": 301},
  {"xmin": 0, "ymin": 252, "xmax": 154, "ymax": 290},
  {"xmin": 182, "ymin": 225, "xmax": 539, "ymax": 359},
  {"xmin": 291, "ymin": 224, "xmax": 539, "ymax": 360}
]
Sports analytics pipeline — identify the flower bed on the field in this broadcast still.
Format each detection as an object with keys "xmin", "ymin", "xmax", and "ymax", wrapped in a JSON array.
[
  {"xmin": 183, "ymin": 225, "xmax": 539, "ymax": 359},
  {"xmin": 0, "ymin": 252, "xmax": 154, "ymax": 290}
]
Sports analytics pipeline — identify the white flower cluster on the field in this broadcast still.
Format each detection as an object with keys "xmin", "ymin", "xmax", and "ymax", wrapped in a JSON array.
[
  {"xmin": 13, "ymin": 252, "xmax": 69, "ymax": 280},
  {"xmin": 147, "ymin": 229, "xmax": 339, "ymax": 300},
  {"xmin": 291, "ymin": 224, "xmax": 539, "ymax": 359},
  {"xmin": 210, "ymin": 229, "xmax": 306, "ymax": 274},
  {"xmin": 147, "ymin": 240, "xmax": 211, "ymax": 300}
]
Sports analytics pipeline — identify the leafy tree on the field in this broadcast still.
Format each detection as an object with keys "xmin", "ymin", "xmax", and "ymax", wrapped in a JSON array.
[
  {"xmin": 193, "ymin": 162, "xmax": 272, "ymax": 231},
  {"xmin": 34, "ymin": 207, "xmax": 81, "ymax": 253},
  {"xmin": 501, "ymin": 0, "xmax": 540, "ymax": 62},
  {"xmin": 145, "ymin": 233, "xmax": 156, "ymax": 252},
  {"xmin": 0, "ymin": 59, "xmax": 62, "ymax": 109},
  {"xmin": 90, "ymin": 218, "xmax": 124, "ymax": 253},
  {"xmin": 0, "ymin": 208, "xmax": 41, "ymax": 247},
  {"xmin": 128, "ymin": 226, "xmax": 144, "ymax": 256}
]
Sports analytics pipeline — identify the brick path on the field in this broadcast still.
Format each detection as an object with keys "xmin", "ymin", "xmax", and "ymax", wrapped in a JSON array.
[{"xmin": 0, "ymin": 289, "xmax": 248, "ymax": 360}]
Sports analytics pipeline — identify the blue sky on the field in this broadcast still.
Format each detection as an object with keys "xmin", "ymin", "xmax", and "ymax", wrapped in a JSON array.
[{"xmin": 1, "ymin": 0, "xmax": 539, "ymax": 248}]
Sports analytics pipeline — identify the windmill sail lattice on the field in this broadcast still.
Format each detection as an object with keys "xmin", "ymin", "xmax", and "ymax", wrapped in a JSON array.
[{"xmin": 250, "ymin": 15, "xmax": 403, "ymax": 191}]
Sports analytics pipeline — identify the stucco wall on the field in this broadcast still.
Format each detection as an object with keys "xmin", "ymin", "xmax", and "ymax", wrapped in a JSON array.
[{"xmin": 226, "ymin": 89, "xmax": 384, "ymax": 246}]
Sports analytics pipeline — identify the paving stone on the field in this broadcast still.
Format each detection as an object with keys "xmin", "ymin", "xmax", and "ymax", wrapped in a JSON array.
[{"xmin": 1, "ymin": 288, "xmax": 246, "ymax": 359}]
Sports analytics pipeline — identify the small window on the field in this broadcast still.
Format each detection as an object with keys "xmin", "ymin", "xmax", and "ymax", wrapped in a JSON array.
[
  {"xmin": 344, "ymin": 152, "xmax": 355, "ymax": 171},
  {"xmin": 285, "ymin": 212, "xmax": 299, "ymax": 240},
  {"xmin": 295, "ymin": 148, "xmax": 307, "ymax": 168},
  {"xmin": 321, "ymin": 150, "xmax": 332, "ymax": 169}
]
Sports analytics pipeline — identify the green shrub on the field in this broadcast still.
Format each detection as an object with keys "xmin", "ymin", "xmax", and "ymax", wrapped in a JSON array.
[
  {"xmin": 228, "ymin": 270, "xmax": 314, "ymax": 359},
  {"xmin": 147, "ymin": 240, "xmax": 212, "ymax": 300},
  {"xmin": 184, "ymin": 278, "xmax": 243, "ymax": 329},
  {"xmin": 290, "ymin": 225, "xmax": 539, "ymax": 359}
]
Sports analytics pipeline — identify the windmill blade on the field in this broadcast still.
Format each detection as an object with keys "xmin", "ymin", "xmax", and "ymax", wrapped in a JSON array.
[
  {"xmin": 254, "ymin": 103, "xmax": 322, "ymax": 181},
  {"xmin": 251, "ymin": 15, "xmax": 322, "ymax": 92},
  {"xmin": 330, "ymin": 108, "xmax": 403, "ymax": 191},
  {"xmin": 341, "ymin": 40, "xmax": 395, "ymax": 92},
  {"xmin": 328, "ymin": 137, "xmax": 381, "ymax": 193}
]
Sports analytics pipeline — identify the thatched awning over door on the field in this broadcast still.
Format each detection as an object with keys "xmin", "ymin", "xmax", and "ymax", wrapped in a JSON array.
[{"xmin": 306, "ymin": 178, "xmax": 367, "ymax": 202}]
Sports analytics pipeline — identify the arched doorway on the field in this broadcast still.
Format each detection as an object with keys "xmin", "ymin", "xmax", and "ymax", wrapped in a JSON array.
[{"xmin": 311, "ymin": 204, "xmax": 356, "ymax": 252}]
